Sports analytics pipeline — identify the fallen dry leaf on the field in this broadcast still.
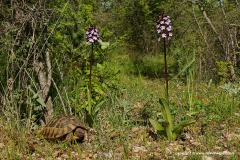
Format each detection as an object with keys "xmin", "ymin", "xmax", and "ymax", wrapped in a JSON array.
[
  {"xmin": 226, "ymin": 133, "xmax": 240, "ymax": 141},
  {"xmin": 131, "ymin": 127, "xmax": 139, "ymax": 133},
  {"xmin": 52, "ymin": 150, "xmax": 61, "ymax": 158},
  {"xmin": 0, "ymin": 143, "xmax": 5, "ymax": 149},
  {"xmin": 61, "ymin": 153, "xmax": 69, "ymax": 159}
]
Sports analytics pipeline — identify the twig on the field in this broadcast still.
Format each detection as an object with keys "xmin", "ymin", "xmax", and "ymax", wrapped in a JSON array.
[
  {"xmin": 51, "ymin": 78, "xmax": 67, "ymax": 114},
  {"xmin": 54, "ymin": 59, "xmax": 72, "ymax": 114},
  {"xmin": 63, "ymin": 86, "xmax": 72, "ymax": 115}
]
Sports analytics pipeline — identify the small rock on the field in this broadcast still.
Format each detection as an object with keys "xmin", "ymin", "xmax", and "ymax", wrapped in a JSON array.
[
  {"xmin": 222, "ymin": 150, "xmax": 234, "ymax": 156},
  {"xmin": 133, "ymin": 146, "xmax": 147, "ymax": 153},
  {"xmin": 202, "ymin": 156, "xmax": 214, "ymax": 160},
  {"xmin": 234, "ymin": 113, "xmax": 240, "ymax": 117}
]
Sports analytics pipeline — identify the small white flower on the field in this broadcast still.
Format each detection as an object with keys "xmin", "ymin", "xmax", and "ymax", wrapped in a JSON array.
[
  {"xmin": 161, "ymin": 26, "xmax": 166, "ymax": 30},
  {"xmin": 161, "ymin": 33, "xmax": 167, "ymax": 38},
  {"xmin": 160, "ymin": 21, "xmax": 164, "ymax": 24},
  {"xmin": 165, "ymin": 19, "xmax": 171, "ymax": 25},
  {"xmin": 167, "ymin": 26, "xmax": 172, "ymax": 31},
  {"xmin": 163, "ymin": 17, "xmax": 168, "ymax": 20},
  {"xmin": 89, "ymin": 38, "xmax": 94, "ymax": 43}
]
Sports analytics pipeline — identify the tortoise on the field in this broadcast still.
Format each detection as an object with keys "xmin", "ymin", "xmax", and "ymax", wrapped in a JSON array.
[{"xmin": 41, "ymin": 115, "xmax": 89, "ymax": 143}]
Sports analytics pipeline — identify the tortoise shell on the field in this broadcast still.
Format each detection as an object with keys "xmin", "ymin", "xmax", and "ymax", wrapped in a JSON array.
[{"xmin": 41, "ymin": 115, "xmax": 89, "ymax": 142}]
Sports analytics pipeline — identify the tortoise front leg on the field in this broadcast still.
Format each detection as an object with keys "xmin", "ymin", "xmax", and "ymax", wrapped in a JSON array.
[
  {"xmin": 83, "ymin": 129, "xmax": 89, "ymax": 143},
  {"xmin": 64, "ymin": 132, "xmax": 73, "ymax": 143}
]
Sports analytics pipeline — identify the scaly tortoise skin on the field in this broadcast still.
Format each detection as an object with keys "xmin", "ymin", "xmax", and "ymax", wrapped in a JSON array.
[{"xmin": 41, "ymin": 115, "xmax": 89, "ymax": 143}]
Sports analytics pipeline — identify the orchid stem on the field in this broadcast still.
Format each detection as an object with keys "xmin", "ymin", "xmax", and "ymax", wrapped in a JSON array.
[
  {"xmin": 89, "ymin": 43, "xmax": 93, "ymax": 94},
  {"xmin": 163, "ymin": 38, "xmax": 169, "ymax": 102}
]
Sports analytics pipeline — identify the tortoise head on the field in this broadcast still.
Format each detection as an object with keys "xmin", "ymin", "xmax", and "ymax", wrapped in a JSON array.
[{"xmin": 73, "ymin": 127, "xmax": 89, "ymax": 142}]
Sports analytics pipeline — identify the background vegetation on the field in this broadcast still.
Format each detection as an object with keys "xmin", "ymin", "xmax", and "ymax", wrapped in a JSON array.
[{"xmin": 0, "ymin": 0, "xmax": 240, "ymax": 159}]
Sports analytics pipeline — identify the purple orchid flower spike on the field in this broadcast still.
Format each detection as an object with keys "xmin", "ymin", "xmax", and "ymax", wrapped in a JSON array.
[
  {"xmin": 156, "ymin": 13, "xmax": 173, "ymax": 100},
  {"xmin": 156, "ymin": 13, "xmax": 173, "ymax": 41},
  {"xmin": 86, "ymin": 25, "xmax": 99, "ymax": 44}
]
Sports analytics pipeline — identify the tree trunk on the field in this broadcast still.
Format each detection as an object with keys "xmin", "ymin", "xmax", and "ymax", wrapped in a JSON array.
[
  {"xmin": 34, "ymin": 48, "xmax": 53, "ymax": 124},
  {"xmin": 198, "ymin": 5, "xmax": 237, "ymax": 81}
]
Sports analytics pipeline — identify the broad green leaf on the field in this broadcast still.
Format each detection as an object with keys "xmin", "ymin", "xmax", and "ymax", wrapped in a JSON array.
[
  {"xmin": 86, "ymin": 113, "xmax": 93, "ymax": 128},
  {"xmin": 84, "ymin": 41, "xmax": 91, "ymax": 45},
  {"xmin": 94, "ymin": 87, "xmax": 105, "ymax": 95},
  {"xmin": 85, "ymin": 70, "xmax": 90, "ymax": 74},
  {"xmin": 172, "ymin": 58, "xmax": 195, "ymax": 80},
  {"xmin": 172, "ymin": 132, "xmax": 178, "ymax": 141},
  {"xmin": 158, "ymin": 98, "xmax": 167, "ymax": 121},
  {"xmin": 27, "ymin": 86, "xmax": 39, "ymax": 99},
  {"xmin": 99, "ymin": 39, "xmax": 110, "ymax": 50},
  {"xmin": 36, "ymin": 97, "xmax": 46, "ymax": 107},
  {"xmin": 159, "ymin": 98, "xmax": 173, "ymax": 129},
  {"xmin": 149, "ymin": 118, "xmax": 164, "ymax": 131},
  {"xmin": 87, "ymin": 87, "xmax": 92, "ymax": 114},
  {"xmin": 97, "ymin": 63, "xmax": 104, "ymax": 69},
  {"xmin": 173, "ymin": 119, "xmax": 196, "ymax": 135},
  {"xmin": 93, "ymin": 100, "xmax": 105, "ymax": 114},
  {"xmin": 32, "ymin": 93, "xmax": 39, "ymax": 99},
  {"xmin": 186, "ymin": 111, "xmax": 198, "ymax": 117}
]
